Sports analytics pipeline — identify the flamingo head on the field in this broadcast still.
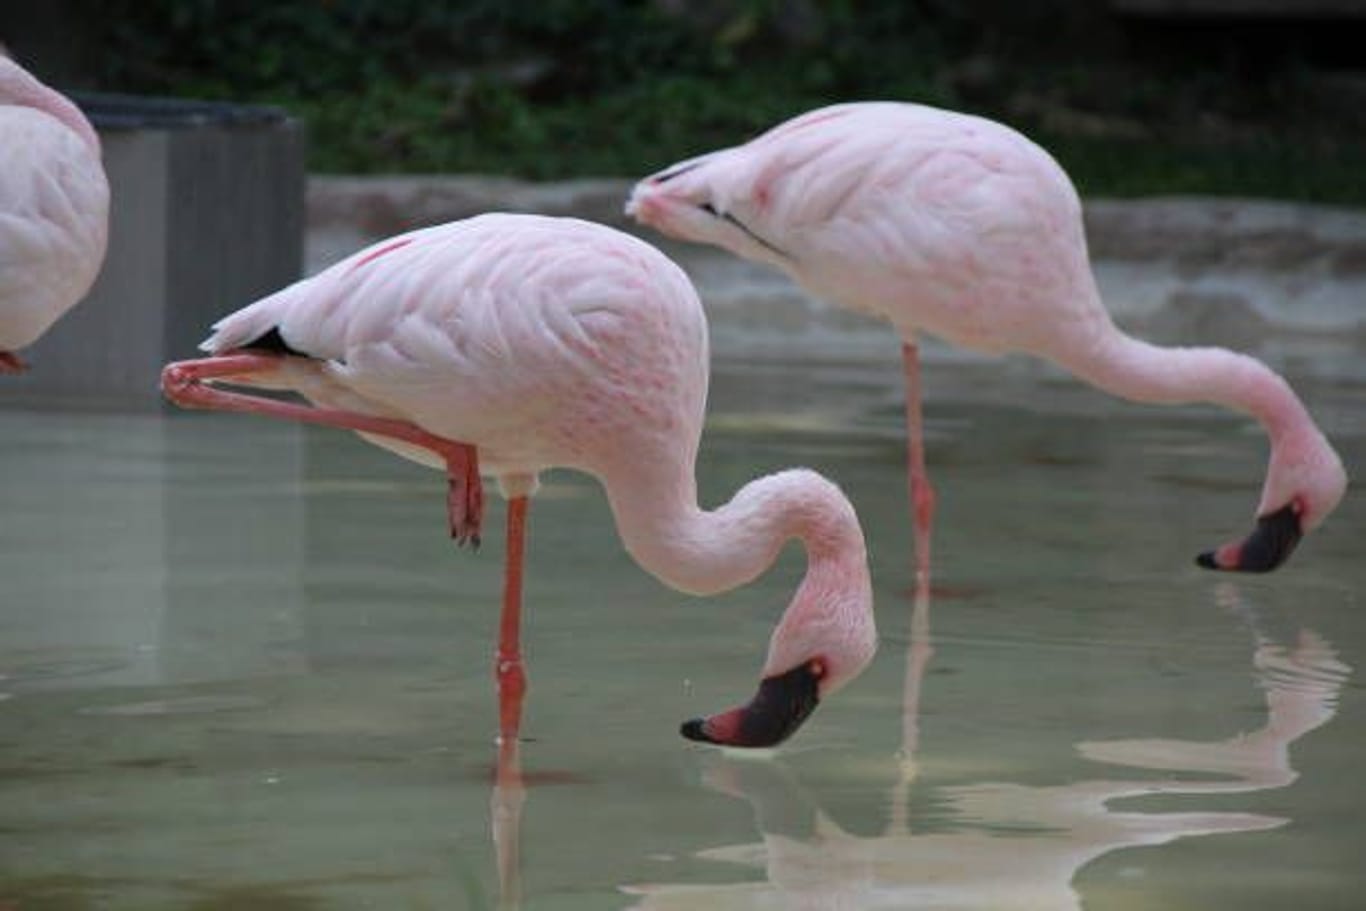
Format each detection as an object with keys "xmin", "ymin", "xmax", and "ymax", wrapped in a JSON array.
[
  {"xmin": 626, "ymin": 152, "xmax": 792, "ymax": 268},
  {"xmin": 1196, "ymin": 433, "xmax": 1347, "ymax": 573},
  {"xmin": 679, "ymin": 547, "xmax": 877, "ymax": 749}
]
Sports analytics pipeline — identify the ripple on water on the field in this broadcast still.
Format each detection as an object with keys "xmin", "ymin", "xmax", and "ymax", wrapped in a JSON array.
[
  {"xmin": 1, "ymin": 657, "xmax": 131, "ymax": 683},
  {"xmin": 78, "ymin": 694, "xmax": 271, "ymax": 717}
]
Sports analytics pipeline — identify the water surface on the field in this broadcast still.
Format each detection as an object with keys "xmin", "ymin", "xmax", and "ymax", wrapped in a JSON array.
[{"xmin": 2, "ymin": 364, "xmax": 1363, "ymax": 909}]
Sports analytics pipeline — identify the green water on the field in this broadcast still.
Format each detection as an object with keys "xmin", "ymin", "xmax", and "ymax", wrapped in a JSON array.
[{"xmin": 2, "ymin": 365, "xmax": 1363, "ymax": 910}]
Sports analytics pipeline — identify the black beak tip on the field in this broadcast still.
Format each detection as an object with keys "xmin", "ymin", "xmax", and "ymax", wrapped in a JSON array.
[
  {"xmin": 1195, "ymin": 503, "xmax": 1303, "ymax": 574},
  {"xmin": 680, "ymin": 718, "xmax": 713, "ymax": 744}
]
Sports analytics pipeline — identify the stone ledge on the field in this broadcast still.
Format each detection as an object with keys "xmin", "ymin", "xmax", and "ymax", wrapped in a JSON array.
[
  {"xmin": 1083, "ymin": 197, "xmax": 1366, "ymax": 276},
  {"xmin": 308, "ymin": 175, "xmax": 637, "ymax": 237}
]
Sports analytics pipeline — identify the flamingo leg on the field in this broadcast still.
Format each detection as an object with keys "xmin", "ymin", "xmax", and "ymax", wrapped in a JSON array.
[
  {"xmin": 497, "ymin": 496, "xmax": 530, "ymax": 743},
  {"xmin": 0, "ymin": 351, "xmax": 28, "ymax": 374},
  {"xmin": 893, "ymin": 342, "xmax": 936, "ymax": 826},
  {"xmin": 161, "ymin": 354, "xmax": 483, "ymax": 544},
  {"xmin": 901, "ymin": 342, "xmax": 936, "ymax": 583},
  {"xmin": 488, "ymin": 496, "xmax": 530, "ymax": 908}
]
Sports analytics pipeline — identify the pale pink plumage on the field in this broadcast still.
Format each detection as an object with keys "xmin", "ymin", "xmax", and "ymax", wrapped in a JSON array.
[
  {"xmin": 0, "ymin": 54, "xmax": 108, "ymax": 371},
  {"xmin": 627, "ymin": 101, "xmax": 1347, "ymax": 573},
  {"xmin": 164, "ymin": 214, "xmax": 876, "ymax": 747}
]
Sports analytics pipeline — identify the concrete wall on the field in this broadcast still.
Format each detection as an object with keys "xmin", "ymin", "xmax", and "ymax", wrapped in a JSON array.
[{"xmin": 5, "ymin": 116, "xmax": 305, "ymax": 410}]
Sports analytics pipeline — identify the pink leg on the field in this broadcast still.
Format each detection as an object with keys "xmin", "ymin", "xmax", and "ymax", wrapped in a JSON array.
[
  {"xmin": 162, "ymin": 354, "xmax": 483, "ymax": 544},
  {"xmin": 497, "ymin": 496, "xmax": 530, "ymax": 744},
  {"xmin": 489, "ymin": 498, "xmax": 531, "ymax": 907},
  {"xmin": 901, "ymin": 342, "xmax": 936, "ymax": 584},
  {"xmin": 0, "ymin": 351, "xmax": 28, "ymax": 374}
]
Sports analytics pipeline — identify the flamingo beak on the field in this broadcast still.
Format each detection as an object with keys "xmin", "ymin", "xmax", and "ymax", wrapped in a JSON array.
[
  {"xmin": 680, "ymin": 661, "xmax": 823, "ymax": 748},
  {"xmin": 1196, "ymin": 503, "xmax": 1303, "ymax": 573},
  {"xmin": 624, "ymin": 183, "xmax": 665, "ymax": 224}
]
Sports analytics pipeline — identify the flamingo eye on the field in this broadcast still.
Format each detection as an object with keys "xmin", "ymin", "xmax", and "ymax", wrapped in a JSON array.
[{"xmin": 698, "ymin": 202, "xmax": 720, "ymax": 217}]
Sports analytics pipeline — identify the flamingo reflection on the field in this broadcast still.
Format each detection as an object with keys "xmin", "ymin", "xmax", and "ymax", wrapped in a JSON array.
[
  {"xmin": 491, "ymin": 733, "xmax": 525, "ymax": 911},
  {"xmin": 623, "ymin": 584, "xmax": 1349, "ymax": 910}
]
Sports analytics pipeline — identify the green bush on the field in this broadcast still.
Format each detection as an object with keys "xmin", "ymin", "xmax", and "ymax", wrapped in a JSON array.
[{"xmin": 86, "ymin": 0, "xmax": 1366, "ymax": 204}]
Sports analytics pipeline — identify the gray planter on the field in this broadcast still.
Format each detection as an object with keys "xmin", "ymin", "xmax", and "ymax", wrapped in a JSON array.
[{"xmin": 7, "ymin": 93, "xmax": 305, "ymax": 410}]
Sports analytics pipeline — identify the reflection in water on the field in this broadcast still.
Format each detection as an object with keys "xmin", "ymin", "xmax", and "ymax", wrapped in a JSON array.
[
  {"xmin": 5, "ymin": 409, "xmax": 1361, "ymax": 908},
  {"xmin": 484, "ymin": 442, "xmax": 945, "ymax": 911},
  {"xmin": 622, "ymin": 583, "xmax": 1350, "ymax": 910},
  {"xmin": 491, "ymin": 735, "xmax": 526, "ymax": 911},
  {"xmin": 890, "ymin": 572, "xmax": 933, "ymax": 836},
  {"xmin": 482, "ymin": 528, "xmax": 941, "ymax": 911}
]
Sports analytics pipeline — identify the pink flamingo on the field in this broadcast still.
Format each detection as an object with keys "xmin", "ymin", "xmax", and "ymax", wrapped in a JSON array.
[
  {"xmin": 627, "ymin": 101, "xmax": 1347, "ymax": 576},
  {"xmin": 161, "ymin": 214, "xmax": 876, "ymax": 748},
  {"xmin": 0, "ymin": 53, "xmax": 109, "ymax": 373}
]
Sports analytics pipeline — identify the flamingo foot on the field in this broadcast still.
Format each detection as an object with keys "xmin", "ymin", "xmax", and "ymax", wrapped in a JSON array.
[
  {"xmin": 680, "ymin": 660, "xmax": 824, "ymax": 748},
  {"xmin": 163, "ymin": 355, "xmax": 486, "ymax": 544},
  {"xmin": 0, "ymin": 351, "xmax": 29, "ymax": 374},
  {"xmin": 443, "ymin": 446, "xmax": 484, "ymax": 548},
  {"xmin": 1196, "ymin": 503, "xmax": 1303, "ymax": 573}
]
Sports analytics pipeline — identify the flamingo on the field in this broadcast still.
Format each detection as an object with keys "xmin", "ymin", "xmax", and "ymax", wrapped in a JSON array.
[
  {"xmin": 626, "ymin": 101, "xmax": 1347, "ymax": 576},
  {"xmin": 0, "ymin": 52, "xmax": 109, "ymax": 372},
  {"xmin": 160, "ymin": 214, "xmax": 877, "ymax": 748}
]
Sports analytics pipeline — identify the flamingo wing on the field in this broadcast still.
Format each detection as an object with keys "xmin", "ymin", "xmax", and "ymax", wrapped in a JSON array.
[{"xmin": 202, "ymin": 215, "xmax": 708, "ymax": 473}]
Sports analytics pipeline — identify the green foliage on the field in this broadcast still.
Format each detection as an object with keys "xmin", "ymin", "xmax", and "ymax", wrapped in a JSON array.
[{"xmin": 85, "ymin": 1, "xmax": 1366, "ymax": 203}]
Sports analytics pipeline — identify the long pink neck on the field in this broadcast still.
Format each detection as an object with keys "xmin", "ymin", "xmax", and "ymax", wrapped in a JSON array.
[
  {"xmin": 600, "ymin": 458, "xmax": 872, "ymax": 677},
  {"xmin": 1064, "ymin": 327, "xmax": 1313, "ymax": 435},
  {"xmin": 603, "ymin": 460, "xmax": 865, "ymax": 596},
  {"xmin": 0, "ymin": 60, "xmax": 101, "ymax": 155},
  {"xmin": 1049, "ymin": 321, "xmax": 1337, "ymax": 519}
]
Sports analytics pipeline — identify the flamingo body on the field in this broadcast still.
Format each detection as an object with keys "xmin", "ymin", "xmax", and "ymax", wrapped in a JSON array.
[
  {"xmin": 627, "ymin": 101, "xmax": 1346, "ymax": 572},
  {"xmin": 0, "ymin": 55, "xmax": 108, "ymax": 370},
  {"xmin": 170, "ymin": 214, "xmax": 877, "ymax": 746}
]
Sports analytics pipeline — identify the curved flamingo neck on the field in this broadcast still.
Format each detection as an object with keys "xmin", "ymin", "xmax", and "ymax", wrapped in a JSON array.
[
  {"xmin": 604, "ymin": 463, "xmax": 866, "ymax": 596},
  {"xmin": 1049, "ymin": 322, "xmax": 1344, "ymax": 524},
  {"xmin": 600, "ymin": 459, "xmax": 874, "ymax": 681},
  {"xmin": 1066, "ymin": 327, "xmax": 1310, "ymax": 433},
  {"xmin": 0, "ymin": 59, "xmax": 101, "ymax": 156}
]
